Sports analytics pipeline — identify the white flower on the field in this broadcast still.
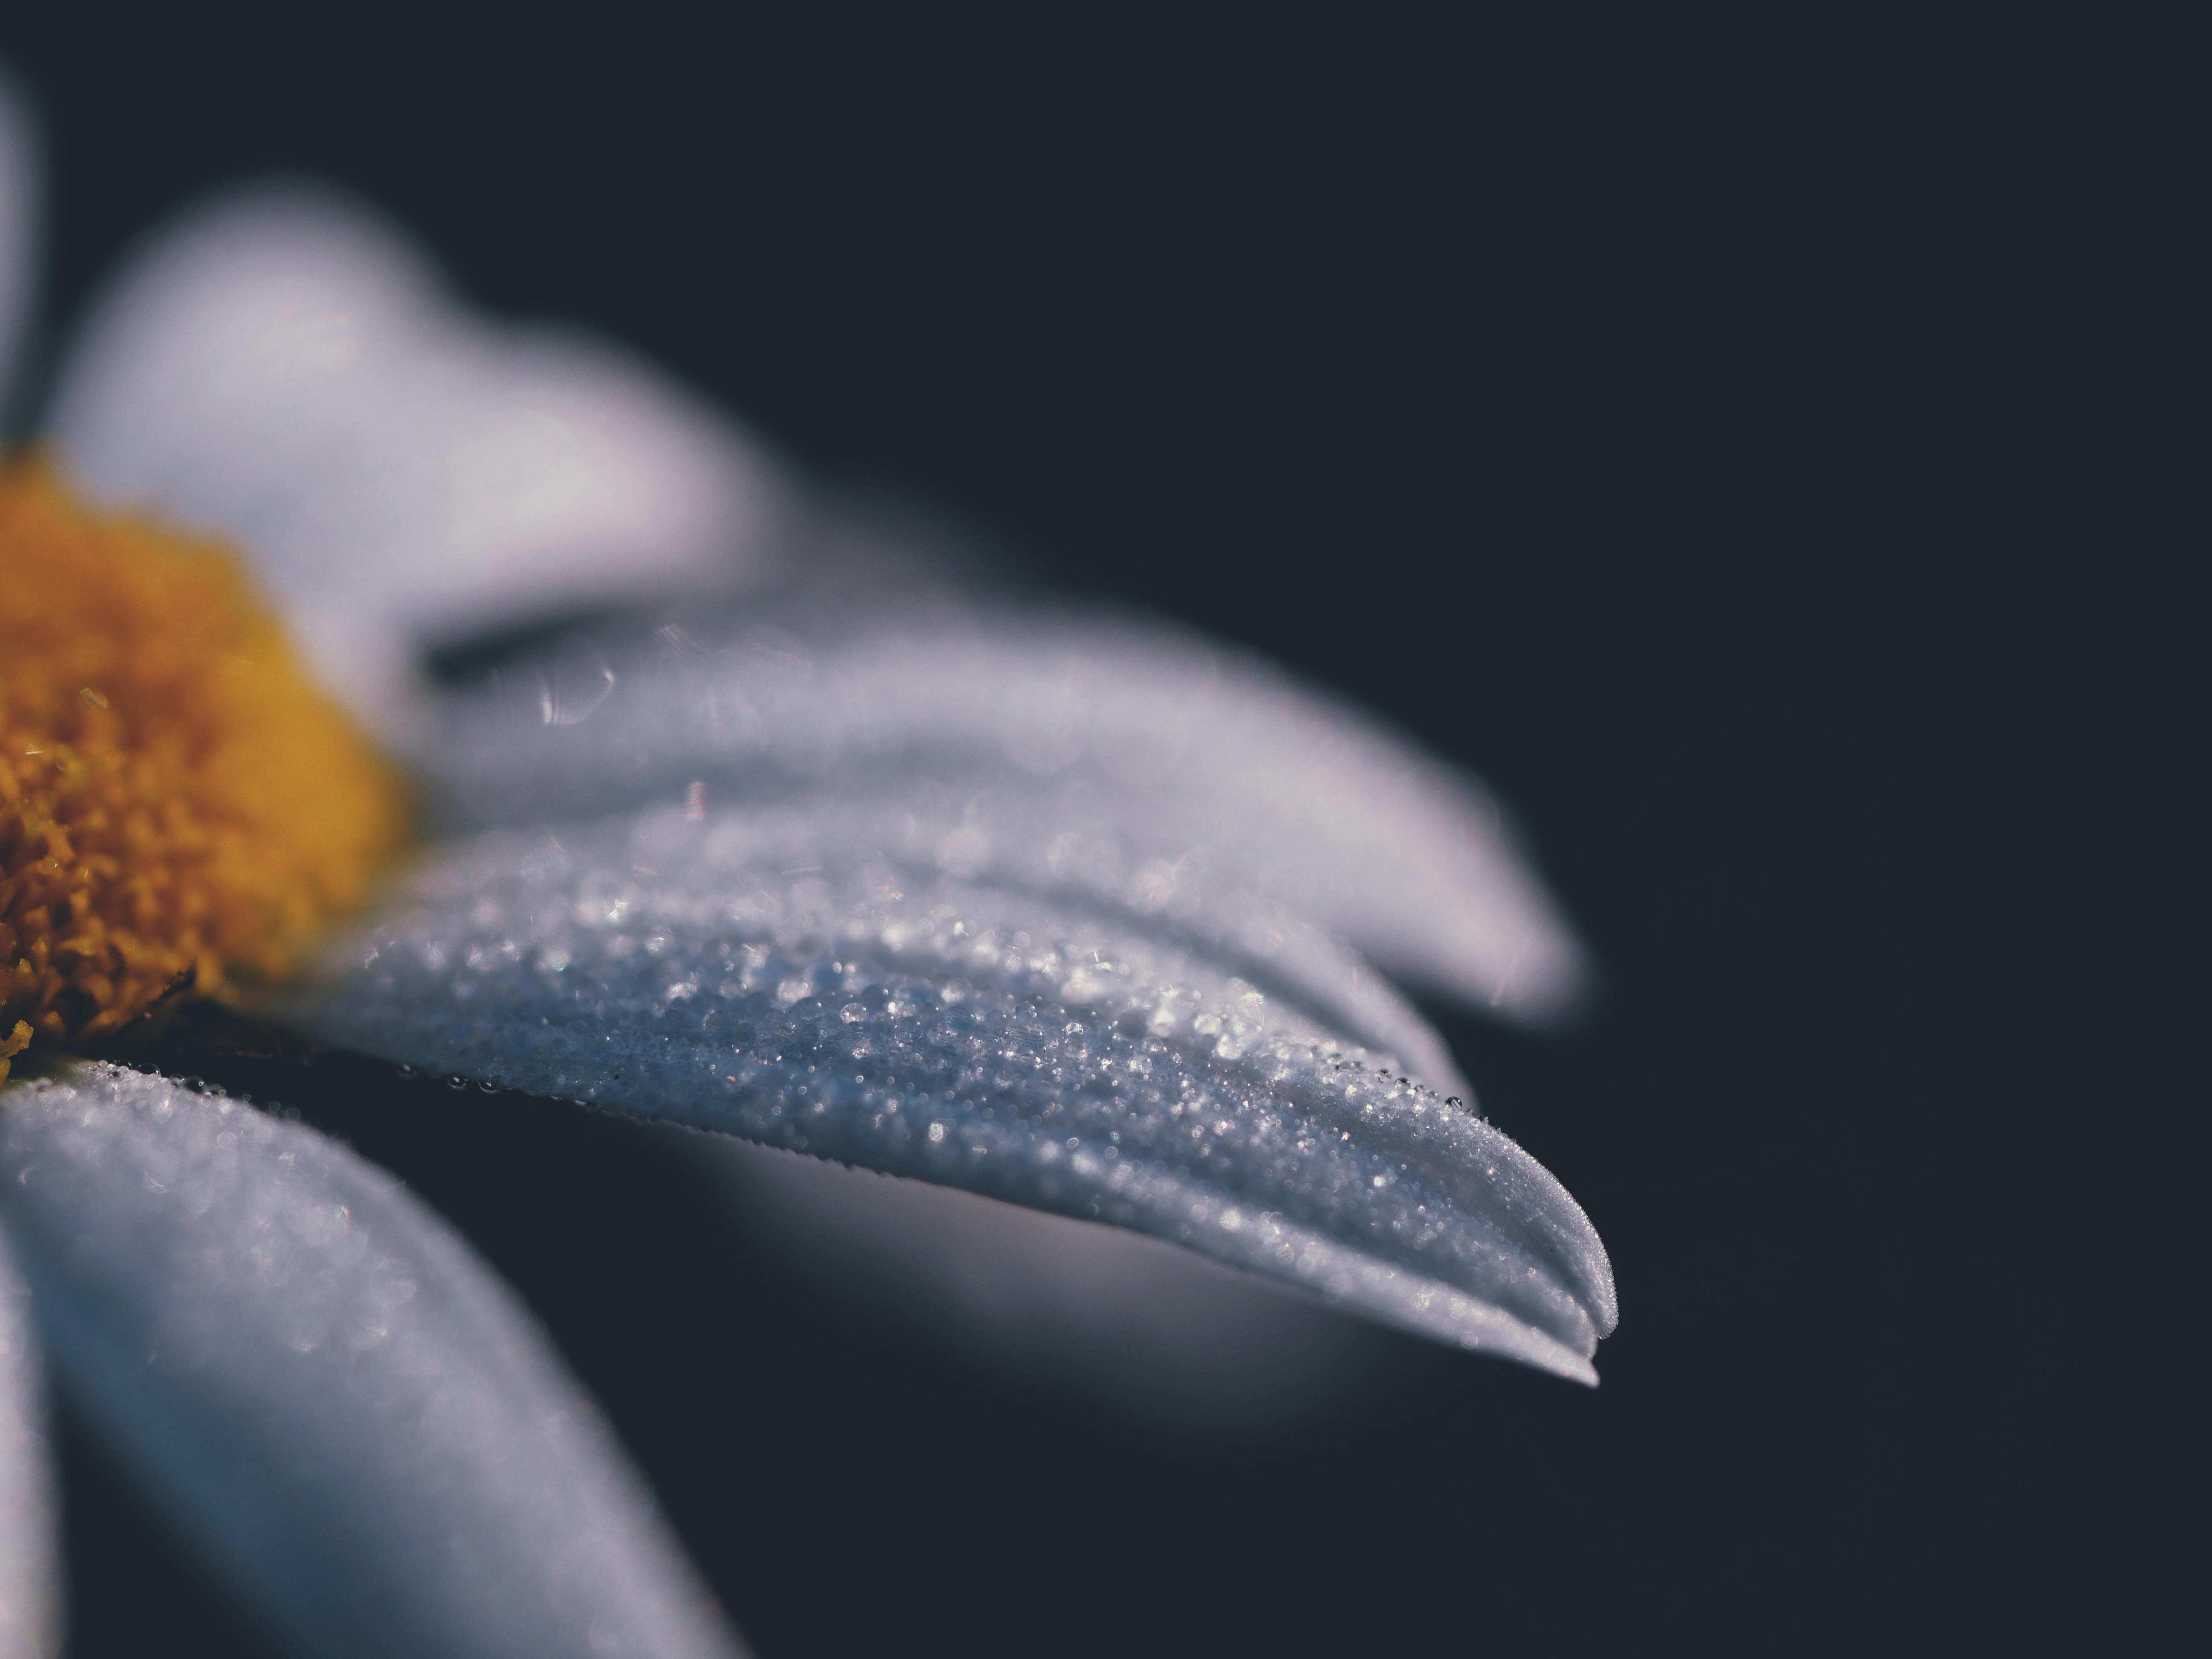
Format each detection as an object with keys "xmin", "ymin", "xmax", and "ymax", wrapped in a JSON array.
[{"xmin": 0, "ymin": 86, "xmax": 1613, "ymax": 1659}]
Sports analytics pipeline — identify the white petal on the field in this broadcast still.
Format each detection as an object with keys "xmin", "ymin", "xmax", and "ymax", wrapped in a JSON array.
[
  {"xmin": 428, "ymin": 599, "xmax": 1590, "ymax": 1022},
  {"xmin": 267, "ymin": 810, "xmax": 1617, "ymax": 1382},
  {"xmin": 44, "ymin": 188, "xmax": 793, "ymax": 729},
  {"xmin": 0, "ymin": 70, "xmax": 37, "ymax": 425},
  {"xmin": 0, "ymin": 1231, "xmax": 57, "ymax": 1659},
  {"xmin": 0, "ymin": 1062, "xmax": 745, "ymax": 1659}
]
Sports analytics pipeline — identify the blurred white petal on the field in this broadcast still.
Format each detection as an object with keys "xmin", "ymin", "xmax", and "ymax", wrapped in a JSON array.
[
  {"xmin": 0, "ymin": 1232, "xmax": 56, "ymax": 1659},
  {"xmin": 0, "ymin": 1062, "xmax": 745, "ymax": 1659},
  {"xmin": 44, "ymin": 188, "xmax": 794, "ymax": 728},
  {"xmin": 0, "ymin": 85, "xmax": 57, "ymax": 1606},
  {"xmin": 267, "ymin": 808, "xmax": 1617, "ymax": 1382},
  {"xmin": 429, "ymin": 598, "xmax": 1590, "ymax": 1022},
  {"xmin": 0, "ymin": 70, "xmax": 37, "ymax": 422}
]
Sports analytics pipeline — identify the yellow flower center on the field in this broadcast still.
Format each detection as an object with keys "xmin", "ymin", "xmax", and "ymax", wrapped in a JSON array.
[{"xmin": 0, "ymin": 458, "xmax": 406, "ymax": 1082}]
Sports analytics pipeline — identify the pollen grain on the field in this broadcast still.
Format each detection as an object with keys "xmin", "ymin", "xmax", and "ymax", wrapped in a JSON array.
[{"xmin": 0, "ymin": 458, "xmax": 406, "ymax": 1081}]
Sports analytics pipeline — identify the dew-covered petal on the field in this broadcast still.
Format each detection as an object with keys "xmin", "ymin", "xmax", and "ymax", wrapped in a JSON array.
[
  {"xmin": 460, "ymin": 786, "xmax": 1470, "ymax": 1098},
  {"xmin": 0, "ymin": 1230, "xmax": 57, "ymax": 1659},
  {"xmin": 268, "ymin": 811, "xmax": 1617, "ymax": 1381},
  {"xmin": 44, "ymin": 189, "xmax": 792, "ymax": 727},
  {"xmin": 0, "ymin": 1062, "xmax": 745, "ymax": 1659},
  {"xmin": 426, "ymin": 597, "xmax": 1590, "ymax": 1023}
]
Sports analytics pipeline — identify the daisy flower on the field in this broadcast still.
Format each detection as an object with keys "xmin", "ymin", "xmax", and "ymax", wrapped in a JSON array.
[{"xmin": 0, "ymin": 84, "xmax": 1614, "ymax": 1659}]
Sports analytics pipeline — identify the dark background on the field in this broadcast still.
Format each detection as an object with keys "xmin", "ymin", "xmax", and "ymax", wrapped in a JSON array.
[{"xmin": 4, "ymin": 13, "xmax": 2176, "ymax": 1656}]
